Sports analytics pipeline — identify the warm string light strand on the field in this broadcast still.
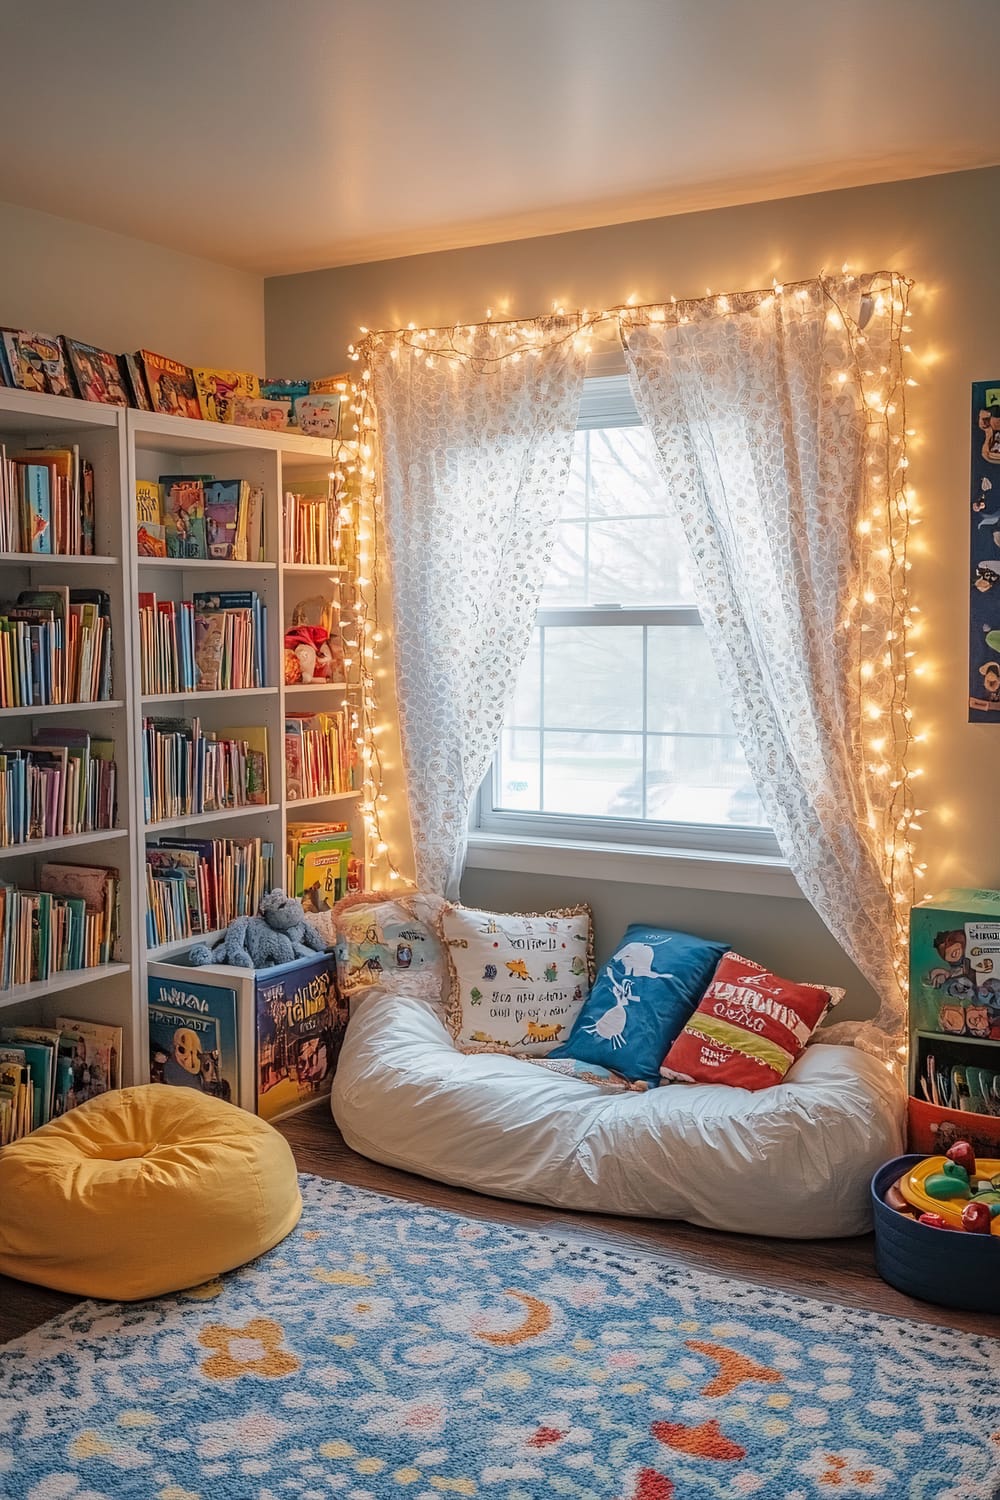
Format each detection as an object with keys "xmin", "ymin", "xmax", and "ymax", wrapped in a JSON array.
[
  {"xmin": 346, "ymin": 275, "xmax": 921, "ymax": 972},
  {"xmin": 822, "ymin": 273, "xmax": 921, "ymax": 1008}
]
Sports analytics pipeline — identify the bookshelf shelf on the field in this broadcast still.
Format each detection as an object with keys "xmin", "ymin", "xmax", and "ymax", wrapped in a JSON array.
[
  {"xmin": 141, "ymin": 687, "xmax": 277, "ymax": 705},
  {"xmin": 0, "ymin": 552, "xmax": 120, "ymax": 566},
  {"xmin": 0, "ymin": 962, "xmax": 131, "ymax": 1011},
  {"xmin": 136, "ymin": 557, "xmax": 278, "ymax": 572},
  {"xmin": 287, "ymin": 791, "xmax": 360, "ymax": 808},
  {"xmin": 0, "ymin": 827, "xmax": 128, "ymax": 861},
  {"xmin": 146, "ymin": 927, "xmax": 225, "ymax": 962},
  {"xmin": 146, "ymin": 802, "xmax": 281, "ymax": 833},
  {"xmin": 284, "ymin": 680, "xmax": 349, "ymax": 695},
  {"xmin": 0, "ymin": 700, "xmax": 124, "ymax": 718},
  {"xmin": 282, "ymin": 563, "xmax": 349, "ymax": 574}
]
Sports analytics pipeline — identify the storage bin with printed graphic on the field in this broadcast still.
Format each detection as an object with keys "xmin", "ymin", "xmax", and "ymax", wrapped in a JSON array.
[{"xmin": 908, "ymin": 890, "xmax": 1000, "ymax": 1152}]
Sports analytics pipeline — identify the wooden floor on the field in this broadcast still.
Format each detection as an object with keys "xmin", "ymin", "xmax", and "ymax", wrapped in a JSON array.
[{"xmin": 2, "ymin": 1100, "xmax": 998, "ymax": 1344}]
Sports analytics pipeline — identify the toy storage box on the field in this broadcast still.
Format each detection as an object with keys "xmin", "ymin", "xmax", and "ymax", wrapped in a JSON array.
[
  {"xmin": 147, "ymin": 950, "xmax": 346, "ymax": 1122},
  {"xmin": 908, "ymin": 888, "xmax": 1000, "ymax": 1151}
]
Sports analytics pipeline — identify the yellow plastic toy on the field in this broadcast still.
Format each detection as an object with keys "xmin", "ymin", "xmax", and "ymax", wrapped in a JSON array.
[{"xmin": 898, "ymin": 1153, "xmax": 1000, "ymax": 1233}]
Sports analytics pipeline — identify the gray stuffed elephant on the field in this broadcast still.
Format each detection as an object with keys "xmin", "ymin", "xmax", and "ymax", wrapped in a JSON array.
[{"xmin": 188, "ymin": 890, "xmax": 328, "ymax": 969}]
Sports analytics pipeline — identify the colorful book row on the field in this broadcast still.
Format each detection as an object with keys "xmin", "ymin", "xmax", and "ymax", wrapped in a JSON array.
[
  {"xmin": 138, "ymin": 590, "xmax": 266, "ymax": 696},
  {"xmin": 0, "ymin": 1016, "xmax": 121, "ymax": 1144},
  {"xmin": 141, "ymin": 717, "xmax": 269, "ymax": 825},
  {"xmin": 0, "ymin": 729, "xmax": 116, "ymax": 845},
  {"xmin": 285, "ymin": 712, "xmax": 356, "ymax": 802},
  {"xmin": 0, "ymin": 443, "xmax": 95, "ymax": 556},
  {"xmin": 136, "ymin": 476, "xmax": 264, "ymax": 562},
  {"xmin": 0, "ymin": 327, "xmax": 349, "ymax": 436},
  {"xmin": 0, "ymin": 863, "xmax": 119, "ymax": 991},
  {"xmin": 0, "ymin": 587, "xmax": 112, "ymax": 708},
  {"xmin": 145, "ymin": 835, "xmax": 275, "ymax": 948}
]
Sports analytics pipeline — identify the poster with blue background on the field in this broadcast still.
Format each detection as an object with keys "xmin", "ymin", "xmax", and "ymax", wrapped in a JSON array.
[{"xmin": 969, "ymin": 379, "xmax": 1000, "ymax": 721}]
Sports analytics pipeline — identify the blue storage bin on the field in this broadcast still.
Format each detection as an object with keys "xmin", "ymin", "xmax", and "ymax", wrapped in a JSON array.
[{"xmin": 871, "ymin": 1154, "xmax": 1000, "ymax": 1313}]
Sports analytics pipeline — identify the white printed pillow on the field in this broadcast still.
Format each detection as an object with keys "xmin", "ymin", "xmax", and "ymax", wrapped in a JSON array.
[
  {"xmin": 333, "ymin": 890, "xmax": 446, "ymax": 1003},
  {"xmin": 440, "ymin": 902, "xmax": 594, "ymax": 1055}
]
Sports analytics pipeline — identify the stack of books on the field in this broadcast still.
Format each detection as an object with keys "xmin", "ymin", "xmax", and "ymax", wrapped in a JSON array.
[
  {"xmin": 0, "ymin": 728, "xmax": 116, "ymax": 845},
  {"xmin": 286, "ymin": 822, "xmax": 353, "ymax": 911},
  {"xmin": 138, "ymin": 590, "xmax": 266, "ymax": 696},
  {"xmin": 135, "ymin": 476, "xmax": 264, "ymax": 562},
  {"xmin": 283, "ymin": 489, "xmax": 343, "ymax": 565},
  {"xmin": 141, "ymin": 717, "xmax": 269, "ymax": 824},
  {"xmin": 145, "ymin": 835, "xmax": 275, "ymax": 947},
  {"xmin": 0, "ymin": 586, "xmax": 112, "ymax": 707},
  {"xmin": 0, "ymin": 444, "xmax": 95, "ymax": 555},
  {"xmin": 0, "ymin": 863, "xmax": 119, "ymax": 990},
  {"xmin": 138, "ymin": 595, "xmax": 195, "ymax": 694},
  {"xmin": 0, "ymin": 1016, "xmax": 121, "ymax": 1143},
  {"xmin": 285, "ymin": 711, "xmax": 355, "ymax": 801}
]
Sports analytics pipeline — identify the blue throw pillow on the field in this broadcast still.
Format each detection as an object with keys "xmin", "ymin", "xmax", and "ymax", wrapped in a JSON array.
[{"xmin": 550, "ymin": 924, "xmax": 727, "ymax": 1086}]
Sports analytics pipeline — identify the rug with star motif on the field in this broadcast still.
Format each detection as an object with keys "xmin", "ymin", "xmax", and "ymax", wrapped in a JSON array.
[{"xmin": 1, "ymin": 1174, "xmax": 999, "ymax": 1499}]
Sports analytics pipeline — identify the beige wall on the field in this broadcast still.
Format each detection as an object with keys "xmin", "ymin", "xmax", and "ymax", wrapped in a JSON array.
[
  {"xmin": 0, "ymin": 199, "xmax": 264, "ymax": 371},
  {"xmin": 265, "ymin": 165, "xmax": 1000, "ymax": 1020}
]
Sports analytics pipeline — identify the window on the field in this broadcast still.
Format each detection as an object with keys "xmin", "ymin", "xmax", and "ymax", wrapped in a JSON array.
[{"xmin": 476, "ymin": 374, "xmax": 778, "ymax": 860}]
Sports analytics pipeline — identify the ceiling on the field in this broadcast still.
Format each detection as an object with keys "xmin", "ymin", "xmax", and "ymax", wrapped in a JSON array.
[{"xmin": 3, "ymin": 0, "xmax": 997, "ymax": 277}]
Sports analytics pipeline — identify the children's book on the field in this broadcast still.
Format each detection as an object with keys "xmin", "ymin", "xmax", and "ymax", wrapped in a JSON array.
[
  {"xmin": 203, "ymin": 479, "xmax": 243, "ymax": 559},
  {"xmin": 295, "ymin": 394, "xmax": 343, "ymax": 439},
  {"xmin": 220, "ymin": 725, "xmax": 270, "ymax": 804},
  {"xmin": 229, "ymin": 396, "xmax": 288, "ymax": 432},
  {"xmin": 135, "ymin": 480, "xmax": 166, "ymax": 556},
  {"xmin": 162, "ymin": 479, "xmax": 207, "ymax": 559},
  {"xmin": 1, "ymin": 331, "xmax": 73, "ymax": 397},
  {"xmin": 259, "ymin": 379, "xmax": 310, "ymax": 426},
  {"xmin": 193, "ymin": 609, "xmax": 226, "ymax": 690},
  {"xmin": 55, "ymin": 1016, "xmax": 122, "ymax": 1103},
  {"xmin": 192, "ymin": 369, "xmax": 259, "ymax": 424},
  {"xmin": 64, "ymin": 340, "xmax": 130, "ymax": 406},
  {"xmin": 147, "ymin": 972, "xmax": 240, "ymax": 1104},
  {"xmin": 121, "ymin": 352, "xmax": 152, "ymax": 410},
  {"xmin": 138, "ymin": 350, "xmax": 201, "ymax": 420},
  {"xmin": 255, "ymin": 955, "xmax": 346, "ymax": 1122},
  {"xmin": 19, "ymin": 464, "xmax": 52, "ymax": 553}
]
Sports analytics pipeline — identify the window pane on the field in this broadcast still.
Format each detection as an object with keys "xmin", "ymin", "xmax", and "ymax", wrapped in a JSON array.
[
  {"xmin": 542, "ymin": 730, "xmax": 644, "ymax": 817},
  {"xmin": 646, "ymin": 732, "xmax": 766, "ymax": 828},
  {"xmin": 495, "ymin": 726, "xmax": 540, "ymax": 811},
  {"xmin": 509, "ymin": 628, "xmax": 541, "ymax": 725},
  {"xmin": 585, "ymin": 518, "xmax": 697, "ymax": 606},
  {"xmin": 585, "ymin": 426, "xmax": 672, "ymax": 519},
  {"xmin": 543, "ymin": 626, "xmax": 643, "ymax": 732},
  {"xmin": 545, "ymin": 521, "xmax": 588, "ymax": 604},
  {"xmin": 542, "ymin": 425, "xmax": 699, "ymax": 608},
  {"xmin": 646, "ymin": 626, "xmax": 736, "ymax": 736}
]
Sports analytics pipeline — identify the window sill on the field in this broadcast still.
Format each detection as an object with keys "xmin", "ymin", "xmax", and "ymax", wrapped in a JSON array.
[{"xmin": 465, "ymin": 833, "xmax": 802, "ymax": 900}]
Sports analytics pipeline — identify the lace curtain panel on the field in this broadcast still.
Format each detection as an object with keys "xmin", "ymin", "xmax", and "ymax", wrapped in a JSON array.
[
  {"xmin": 368, "ymin": 321, "xmax": 589, "ymax": 897},
  {"xmin": 621, "ymin": 276, "xmax": 912, "ymax": 1047}
]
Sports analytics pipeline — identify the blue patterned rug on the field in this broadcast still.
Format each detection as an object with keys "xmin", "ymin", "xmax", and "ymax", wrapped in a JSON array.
[{"xmin": 2, "ymin": 1175, "xmax": 1000, "ymax": 1500}]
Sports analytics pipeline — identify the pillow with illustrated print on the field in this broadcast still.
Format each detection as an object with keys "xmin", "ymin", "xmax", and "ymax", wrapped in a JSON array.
[
  {"xmin": 333, "ymin": 890, "xmax": 446, "ymax": 1003},
  {"xmin": 440, "ymin": 902, "xmax": 594, "ymax": 1055},
  {"xmin": 550, "ymin": 923, "xmax": 728, "ymax": 1086},
  {"xmin": 660, "ymin": 950, "xmax": 843, "ymax": 1091}
]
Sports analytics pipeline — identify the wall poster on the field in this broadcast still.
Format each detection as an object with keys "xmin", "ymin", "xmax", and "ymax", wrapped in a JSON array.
[{"xmin": 969, "ymin": 379, "xmax": 1000, "ymax": 720}]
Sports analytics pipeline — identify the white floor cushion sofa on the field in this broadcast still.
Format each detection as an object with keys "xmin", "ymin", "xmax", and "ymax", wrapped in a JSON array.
[{"xmin": 332, "ymin": 992, "xmax": 905, "ymax": 1239}]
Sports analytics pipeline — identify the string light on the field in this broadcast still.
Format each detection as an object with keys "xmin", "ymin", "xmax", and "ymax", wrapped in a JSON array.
[{"xmin": 351, "ymin": 273, "xmax": 920, "ymax": 977}]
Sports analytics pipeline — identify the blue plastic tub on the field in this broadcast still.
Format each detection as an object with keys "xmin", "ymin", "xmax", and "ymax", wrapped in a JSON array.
[{"xmin": 871, "ymin": 1153, "xmax": 1000, "ymax": 1313}]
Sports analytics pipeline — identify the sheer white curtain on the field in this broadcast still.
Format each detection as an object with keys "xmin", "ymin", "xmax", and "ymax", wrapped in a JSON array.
[
  {"xmin": 369, "ymin": 320, "xmax": 589, "ymax": 897},
  {"xmin": 621, "ymin": 276, "xmax": 912, "ymax": 1046}
]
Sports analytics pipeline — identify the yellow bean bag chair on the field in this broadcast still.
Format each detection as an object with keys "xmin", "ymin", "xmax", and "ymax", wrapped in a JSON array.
[{"xmin": 0, "ymin": 1084, "xmax": 302, "ymax": 1300}]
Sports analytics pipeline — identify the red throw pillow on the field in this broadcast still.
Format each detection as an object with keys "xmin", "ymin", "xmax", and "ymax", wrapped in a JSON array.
[{"xmin": 660, "ymin": 951, "xmax": 841, "ymax": 1091}]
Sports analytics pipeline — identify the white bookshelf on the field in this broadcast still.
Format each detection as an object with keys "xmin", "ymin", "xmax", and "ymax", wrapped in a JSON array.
[{"xmin": 0, "ymin": 390, "xmax": 365, "ymax": 1088}]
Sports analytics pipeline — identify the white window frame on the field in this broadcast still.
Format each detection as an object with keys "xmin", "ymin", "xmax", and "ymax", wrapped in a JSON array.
[{"xmin": 472, "ymin": 368, "xmax": 785, "ymax": 873}]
